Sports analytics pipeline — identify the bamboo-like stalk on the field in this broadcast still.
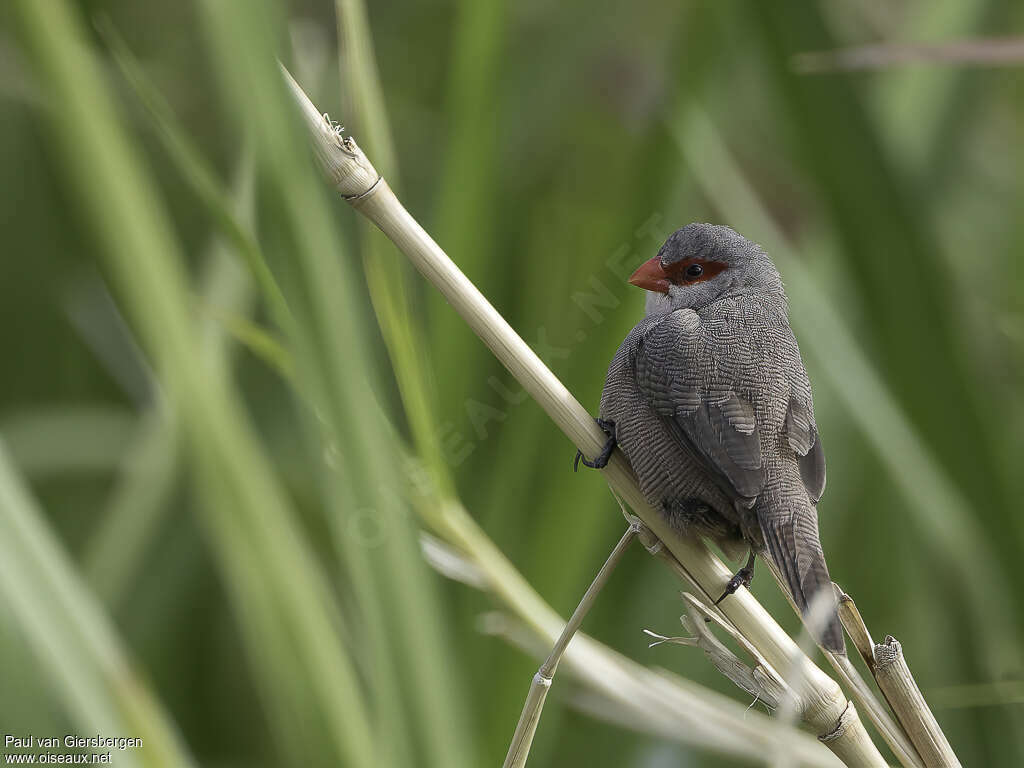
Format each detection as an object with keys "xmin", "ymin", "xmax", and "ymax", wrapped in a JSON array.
[
  {"xmin": 503, "ymin": 525, "xmax": 638, "ymax": 768},
  {"xmin": 838, "ymin": 590, "xmax": 961, "ymax": 767},
  {"xmin": 283, "ymin": 69, "xmax": 886, "ymax": 767}
]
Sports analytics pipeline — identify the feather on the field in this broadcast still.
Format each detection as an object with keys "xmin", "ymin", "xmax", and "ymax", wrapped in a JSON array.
[
  {"xmin": 784, "ymin": 396, "xmax": 814, "ymax": 454},
  {"xmin": 632, "ymin": 309, "xmax": 764, "ymax": 504},
  {"xmin": 798, "ymin": 433, "xmax": 827, "ymax": 503},
  {"xmin": 760, "ymin": 504, "xmax": 844, "ymax": 652},
  {"xmin": 785, "ymin": 396, "xmax": 826, "ymax": 502}
]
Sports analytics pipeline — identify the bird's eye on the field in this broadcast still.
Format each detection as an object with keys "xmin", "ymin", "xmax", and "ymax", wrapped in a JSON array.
[{"xmin": 684, "ymin": 264, "xmax": 704, "ymax": 279}]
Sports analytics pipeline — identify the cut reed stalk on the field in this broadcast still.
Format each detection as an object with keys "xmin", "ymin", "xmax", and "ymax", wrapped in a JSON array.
[{"xmin": 838, "ymin": 589, "xmax": 961, "ymax": 767}]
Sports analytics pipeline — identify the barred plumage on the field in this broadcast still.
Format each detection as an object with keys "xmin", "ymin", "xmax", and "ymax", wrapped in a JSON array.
[{"xmin": 600, "ymin": 223, "xmax": 843, "ymax": 652}]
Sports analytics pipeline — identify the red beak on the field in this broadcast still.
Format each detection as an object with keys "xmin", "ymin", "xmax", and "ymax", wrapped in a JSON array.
[{"xmin": 628, "ymin": 256, "xmax": 670, "ymax": 293}]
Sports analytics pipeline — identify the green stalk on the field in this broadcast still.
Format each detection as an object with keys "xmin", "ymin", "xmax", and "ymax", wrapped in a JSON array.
[
  {"xmin": 83, "ymin": 159, "xmax": 256, "ymax": 608},
  {"xmin": 429, "ymin": 0, "xmax": 508, "ymax": 436},
  {"xmin": 334, "ymin": 0, "xmax": 452, "ymax": 497},
  {"xmin": 13, "ymin": 2, "xmax": 374, "ymax": 766},
  {"xmin": 96, "ymin": 16, "xmax": 293, "ymax": 334},
  {"xmin": 335, "ymin": 2, "xmax": 475, "ymax": 765},
  {"xmin": 197, "ymin": 4, "xmax": 479, "ymax": 767},
  {"xmin": 0, "ymin": 441, "xmax": 195, "ymax": 768}
]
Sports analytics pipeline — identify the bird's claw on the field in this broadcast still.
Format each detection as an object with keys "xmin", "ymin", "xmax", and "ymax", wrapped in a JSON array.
[
  {"xmin": 714, "ymin": 565, "xmax": 754, "ymax": 606},
  {"xmin": 574, "ymin": 419, "xmax": 617, "ymax": 472}
]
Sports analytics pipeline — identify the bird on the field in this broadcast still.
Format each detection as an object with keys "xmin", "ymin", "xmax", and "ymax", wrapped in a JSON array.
[{"xmin": 579, "ymin": 222, "xmax": 843, "ymax": 653}]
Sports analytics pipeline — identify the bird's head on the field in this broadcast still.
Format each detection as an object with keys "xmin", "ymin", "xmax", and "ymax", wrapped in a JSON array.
[{"xmin": 630, "ymin": 223, "xmax": 783, "ymax": 315}]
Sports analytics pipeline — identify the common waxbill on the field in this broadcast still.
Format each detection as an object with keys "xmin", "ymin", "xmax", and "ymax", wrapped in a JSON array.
[{"xmin": 580, "ymin": 223, "xmax": 843, "ymax": 653}]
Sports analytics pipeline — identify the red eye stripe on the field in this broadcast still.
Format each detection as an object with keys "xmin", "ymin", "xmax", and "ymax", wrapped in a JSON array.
[{"xmin": 663, "ymin": 259, "xmax": 727, "ymax": 284}]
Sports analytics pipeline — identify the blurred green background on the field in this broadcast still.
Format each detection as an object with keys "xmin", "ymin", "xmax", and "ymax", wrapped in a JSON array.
[{"xmin": 2, "ymin": 0, "xmax": 1023, "ymax": 766}]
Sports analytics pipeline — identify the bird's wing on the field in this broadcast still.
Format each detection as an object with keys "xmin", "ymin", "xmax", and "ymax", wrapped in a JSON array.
[
  {"xmin": 631, "ymin": 308, "xmax": 764, "ymax": 504},
  {"xmin": 784, "ymin": 389, "xmax": 826, "ymax": 503}
]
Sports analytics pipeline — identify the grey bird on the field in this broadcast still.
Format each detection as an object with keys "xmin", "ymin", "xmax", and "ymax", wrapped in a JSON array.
[{"xmin": 581, "ymin": 223, "xmax": 843, "ymax": 653}]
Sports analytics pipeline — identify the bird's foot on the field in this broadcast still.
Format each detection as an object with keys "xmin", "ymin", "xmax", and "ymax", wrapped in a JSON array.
[
  {"xmin": 574, "ymin": 419, "xmax": 616, "ymax": 472},
  {"xmin": 714, "ymin": 551, "xmax": 757, "ymax": 606}
]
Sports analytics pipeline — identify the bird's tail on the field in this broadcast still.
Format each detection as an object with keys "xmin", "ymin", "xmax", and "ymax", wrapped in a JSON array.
[{"xmin": 759, "ymin": 502, "xmax": 845, "ymax": 654}]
